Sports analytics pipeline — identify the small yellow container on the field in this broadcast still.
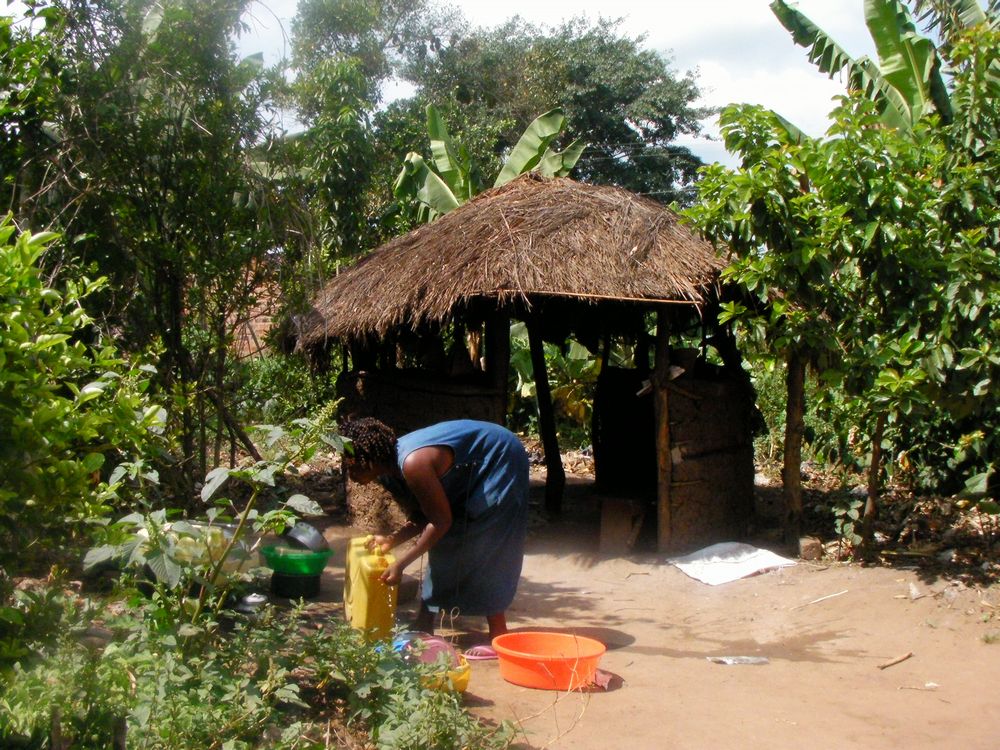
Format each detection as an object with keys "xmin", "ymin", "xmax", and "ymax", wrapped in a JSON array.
[
  {"xmin": 344, "ymin": 536, "xmax": 397, "ymax": 641},
  {"xmin": 425, "ymin": 655, "xmax": 471, "ymax": 693}
]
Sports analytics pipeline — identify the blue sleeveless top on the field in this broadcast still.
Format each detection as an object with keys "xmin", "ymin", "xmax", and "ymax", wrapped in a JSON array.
[{"xmin": 395, "ymin": 419, "xmax": 528, "ymax": 519}]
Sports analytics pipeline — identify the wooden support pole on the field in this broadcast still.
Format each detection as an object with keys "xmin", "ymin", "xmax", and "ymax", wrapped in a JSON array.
[
  {"xmin": 654, "ymin": 309, "xmax": 672, "ymax": 552},
  {"xmin": 526, "ymin": 315, "xmax": 565, "ymax": 516}
]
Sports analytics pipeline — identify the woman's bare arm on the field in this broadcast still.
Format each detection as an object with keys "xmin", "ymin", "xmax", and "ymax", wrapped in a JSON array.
[
  {"xmin": 379, "ymin": 445, "xmax": 453, "ymax": 584},
  {"xmin": 373, "ymin": 521, "xmax": 421, "ymax": 553}
]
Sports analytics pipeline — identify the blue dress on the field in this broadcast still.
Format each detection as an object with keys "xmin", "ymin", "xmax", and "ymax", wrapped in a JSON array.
[{"xmin": 396, "ymin": 419, "xmax": 529, "ymax": 616}]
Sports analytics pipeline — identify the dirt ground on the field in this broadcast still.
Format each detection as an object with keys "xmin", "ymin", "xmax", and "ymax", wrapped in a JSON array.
[{"xmin": 302, "ymin": 465, "xmax": 1000, "ymax": 750}]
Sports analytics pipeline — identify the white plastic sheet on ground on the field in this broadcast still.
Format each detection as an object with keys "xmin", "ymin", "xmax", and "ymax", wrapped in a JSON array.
[{"xmin": 667, "ymin": 542, "xmax": 796, "ymax": 585}]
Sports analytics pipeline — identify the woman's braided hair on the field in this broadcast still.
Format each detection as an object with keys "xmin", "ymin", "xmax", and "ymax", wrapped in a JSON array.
[{"xmin": 339, "ymin": 417, "xmax": 397, "ymax": 466}]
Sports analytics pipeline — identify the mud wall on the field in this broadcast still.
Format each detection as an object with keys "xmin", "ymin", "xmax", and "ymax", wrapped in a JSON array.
[{"xmin": 665, "ymin": 376, "xmax": 755, "ymax": 550}]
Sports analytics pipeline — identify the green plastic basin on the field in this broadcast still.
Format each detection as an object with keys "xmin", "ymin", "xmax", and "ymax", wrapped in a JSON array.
[{"xmin": 261, "ymin": 545, "xmax": 332, "ymax": 575}]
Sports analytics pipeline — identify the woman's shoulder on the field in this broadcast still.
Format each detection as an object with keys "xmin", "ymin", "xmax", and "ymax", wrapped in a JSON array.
[
  {"xmin": 402, "ymin": 419, "xmax": 491, "ymax": 439},
  {"xmin": 399, "ymin": 420, "xmax": 519, "ymax": 454}
]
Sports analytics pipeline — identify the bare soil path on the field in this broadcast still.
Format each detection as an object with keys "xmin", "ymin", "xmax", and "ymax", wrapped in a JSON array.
[{"xmin": 307, "ymin": 471, "xmax": 1000, "ymax": 750}]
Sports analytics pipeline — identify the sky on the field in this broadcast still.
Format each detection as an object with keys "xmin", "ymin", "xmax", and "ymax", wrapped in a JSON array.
[{"xmin": 239, "ymin": 0, "xmax": 879, "ymax": 167}]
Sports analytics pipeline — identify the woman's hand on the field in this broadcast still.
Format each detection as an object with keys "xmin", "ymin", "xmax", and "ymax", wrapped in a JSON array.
[
  {"xmin": 368, "ymin": 534, "xmax": 394, "ymax": 553},
  {"xmin": 379, "ymin": 560, "xmax": 404, "ymax": 586}
]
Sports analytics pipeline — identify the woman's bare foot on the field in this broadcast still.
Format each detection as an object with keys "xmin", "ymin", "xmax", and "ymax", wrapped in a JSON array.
[{"xmin": 486, "ymin": 612, "xmax": 507, "ymax": 640}]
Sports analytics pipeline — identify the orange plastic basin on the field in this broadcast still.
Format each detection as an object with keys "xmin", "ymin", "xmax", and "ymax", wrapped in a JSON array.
[{"xmin": 492, "ymin": 632, "xmax": 606, "ymax": 690}]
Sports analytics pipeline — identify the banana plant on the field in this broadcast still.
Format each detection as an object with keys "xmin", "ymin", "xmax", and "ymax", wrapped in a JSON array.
[
  {"xmin": 508, "ymin": 322, "xmax": 600, "ymax": 431},
  {"xmin": 771, "ymin": 0, "xmax": 957, "ymax": 131},
  {"xmin": 394, "ymin": 104, "xmax": 585, "ymax": 222},
  {"xmin": 911, "ymin": 0, "xmax": 997, "ymax": 42},
  {"xmin": 492, "ymin": 108, "xmax": 584, "ymax": 188}
]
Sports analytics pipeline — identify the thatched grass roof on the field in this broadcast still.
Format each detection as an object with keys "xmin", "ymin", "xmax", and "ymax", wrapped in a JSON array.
[{"xmin": 297, "ymin": 173, "xmax": 727, "ymax": 347}]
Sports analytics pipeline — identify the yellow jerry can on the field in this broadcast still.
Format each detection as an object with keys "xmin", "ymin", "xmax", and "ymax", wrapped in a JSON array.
[{"xmin": 344, "ymin": 535, "xmax": 397, "ymax": 641}]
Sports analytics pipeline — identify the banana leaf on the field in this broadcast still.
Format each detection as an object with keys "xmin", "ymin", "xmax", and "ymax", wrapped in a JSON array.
[
  {"xmin": 769, "ymin": 111, "xmax": 809, "ymax": 145},
  {"xmin": 393, "ymin": 152, "xmax": 461, "ymax": 219},
  {"xmin": 865, "ymin": 0, "xmax": 952, "ymax": 123},
  {"xmin": 912, "ymin": 0, "xmax": 988, "ymax": 38},
  {"xmin": 425, "ymin": 105, "xmax": 470, "ymax": 201},
  {"xmin": 494, "ymin": 109, "xmax": 566, "ymax": 187},
  {"xmin": 537, "ymin": 138, "xmax": 586, "ymax": 178},
  {"xmin": 770, "ymin": 0, "xmax": 924, "ymax": 130}
]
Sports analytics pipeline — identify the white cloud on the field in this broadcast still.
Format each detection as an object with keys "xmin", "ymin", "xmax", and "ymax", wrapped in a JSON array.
[
  {"xmin": 440, "ymin": 0, "xmax": 879, "ymax": 166},
  {"xmin": 239, "ymin": 0, "xmax": 299, "ymax": 64},
  {"xmin": 237, "ymin": 0, "xmax": 883, "ymax": 166},
  {"xmin": 696, "ymin": 60, "xmax": 846, "ymax": 134}
]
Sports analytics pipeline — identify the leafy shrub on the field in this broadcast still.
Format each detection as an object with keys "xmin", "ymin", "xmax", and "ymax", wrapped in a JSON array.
[
  {"xmin": 86, "ymin": 411, "xmax": 341, "ymax": 631},
  {"xmin": 231, "ymin": 352, "xmax": 339, "ymax": 425},
  {"xmin": 508, "ymin": 323, "xmax": 599, "ymax": 449},
  {"xmin": 0, "ymin": 572, "xmax": 92, "ymax": 672},
  {"xmin": 0, "ymin": 585, "xmax": 512, "ymax": 749},
  {"xmin": 742, "ymin": 354, "xmax": 844, "ymax": 469},
  {"xmin": 0, "ymin": 593, "xmax": 309, "ymax": 749},
  {"xmin": 0, "ymin": 219, "xmax": 163, "ymax": 567},
  {"xmin": 302, "ymin": 621, "xmax": 513, "ymax": 750},
  {"xmin": 747, "ymin": 359, "xmax": 786, "ymax": 463}
]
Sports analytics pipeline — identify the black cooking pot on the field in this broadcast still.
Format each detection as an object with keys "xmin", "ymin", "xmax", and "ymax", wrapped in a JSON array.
[
  {"xmin": 271, "ymin": 572, "xmax": 321, "ymax": 599},
  {"xmin": 281, "ymin": 522, "xmax": 329, "ymax": 552}
]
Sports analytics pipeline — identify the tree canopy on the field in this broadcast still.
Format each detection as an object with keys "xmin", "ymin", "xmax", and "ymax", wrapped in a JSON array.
[
  {"xmin": 397, "ymin": 16, "xmax": 710, "ymax": 205},
  {"xmin": 685, "ymin": 1, "xmax": 1000, "ymax": 546}
]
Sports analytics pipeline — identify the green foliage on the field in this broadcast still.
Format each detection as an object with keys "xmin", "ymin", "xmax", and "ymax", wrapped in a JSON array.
[
  {"xmin": 508, "ymin": 323, "xmax": 599, "ymax": 449},
  {"xmin": 0, "ymin": 219, "xmax": 162, "ymax": 566},
  {"xmin": 770, "ymin": 0, "xmax": 953, "ymax": 131},
  {"xmin": 401, "ymin": 16, "xmax": 709, "ymax": 204},
  {"xmin": 0, "ymin": 572, "xmax": 89, "ymax": 670},
  {"xmin": 3, "ymin": 406, "xmax": 510, "ymax": 747},
  {"xmin": 367, "ymin": 98, "xmax": 511, "ymax": 243},
  {"xmin": 0, "ymin": 589, "xmax": 309, "ymax": 749},
  {"xmin": 290, "ymin": 0, "xmax": 440, "ymax": 93},
  {"xmin": 492, "ymin": 110, "xmax": 585, "ymax": 188},
  {"xmin": 4, "ymin": 0, "xmax": 298, "ymax": 493},
  {"xmin": 282, "ymin": 6, "xmax": 712, "ymax": 307},
  {"xmin": 687, "ymin": 10, "xmax": 1000, "ymax": 548},
  {"xmin": 831, "ymin": 497, "xmax": 866, "ymax": 548},
  {"xmin": 742, "ymin": 353, "xmax": 854, "ymax": 468},
  {"xmin": 87, "ymin": 408, "xmax": 341, "ymax": 630},
  {"xmin": 746, "ymin": 359, "xmax": 786, "ymax": 463},
  {"xmin": 0, "ymin": 2, "xmax": 65, "ymax": 214},
  {"xmin": 286, "ymin": 56, "xmax": 376, "ymax": 267},
  {"xmin": 1, "ymin": 633, "xmax": 133, "ymax": 747},
  {"xmin": 690, "ymin": 91, "xmax": 999, "ymax": 496},
  {"xmin": 231, "ymin": 352, "xmax": 339, "ymax": 425},
  {"xmin": 0, "ymin": 579, "xmax": 511, "ymax": 749},
  {"xmin": 304, "ymin": 624, "xmax": 513, "ymax": 750},
  {"xmin": 393, "ymin": 105, "xmax": 583, "ymax": 222}
]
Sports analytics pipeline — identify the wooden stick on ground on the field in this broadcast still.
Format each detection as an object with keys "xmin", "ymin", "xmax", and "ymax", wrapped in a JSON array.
[
  {"xmin": 877, "ymin": 652, "xmax": 914, "ymax": 670},
  {"xmin": 791, "ymin": 589, "xmax": 848, "ymax": 610}
]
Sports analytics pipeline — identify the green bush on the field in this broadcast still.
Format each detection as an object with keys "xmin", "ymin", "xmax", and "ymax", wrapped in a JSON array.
[
  {"xmin": 0, "ymin": 218, "xmax": 163, "ymax": 567},
  {"xmin": 231, "ymin": 352, "xmax": 339, "ymax": 425},
  {"xmin": 0, "ymin": 590, "xmax": 307, "ymax": 749},
  {"xmin": 0, "ymin": 584, "xmax": 513, "ymax": 750},
  {"xmin": 747, "ymin": 360, "xmax": 786, "ymax": 463},
  {"xmin": 508, "ymin": 323, "xmax": 599, "ymax": 450},
  {"xmin": 746, "ymin": 353, "xmax": 869, "ymax": 475}
]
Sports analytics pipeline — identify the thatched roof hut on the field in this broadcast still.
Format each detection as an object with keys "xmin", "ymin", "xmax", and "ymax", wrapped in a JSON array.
[
  {"xmin": 299, "ymin": 173, "xmax": 754, "ymax": 553},
  {"xmin": 297, "ymin": 173, "xmax": 726, "ymax": 347}
]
